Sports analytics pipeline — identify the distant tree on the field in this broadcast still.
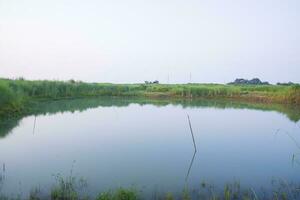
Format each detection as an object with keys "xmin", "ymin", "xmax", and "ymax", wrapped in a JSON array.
[
  {"xmin": 17, "ymin": 77, "xmax": 25, "ymax": 81},
  {"xmin": 68, "ymin": 79, "xmax": 76, "ymax": 84},
  {"xmin": 228, "ymin": 78, "xmax": 269, "ymax": 85}
]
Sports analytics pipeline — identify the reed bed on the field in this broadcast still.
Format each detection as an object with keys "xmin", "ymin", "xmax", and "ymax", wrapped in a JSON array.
[{"xmin": 1, "ymin": 78, "xmax": 300, "ymax": 116}]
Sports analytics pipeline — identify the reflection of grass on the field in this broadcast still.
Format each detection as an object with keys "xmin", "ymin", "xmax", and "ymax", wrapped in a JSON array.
[{"xmin": 0, "ymin": 97, "xmax": 300, "ymax": 138}]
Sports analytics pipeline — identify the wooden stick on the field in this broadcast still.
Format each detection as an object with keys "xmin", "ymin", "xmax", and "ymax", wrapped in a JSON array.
[
  {"xmin": 187, "ymin": 114, "xmax": 197, "ymax": 152},
  {"xmin": 185, "ymin": 151, "xmax": 196, "ymax": 182}
]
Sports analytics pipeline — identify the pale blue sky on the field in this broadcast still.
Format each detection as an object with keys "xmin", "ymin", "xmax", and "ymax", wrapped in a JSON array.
[{"xmin": 0, "ymin": 0, "xmax": 299, "ymax": 83}]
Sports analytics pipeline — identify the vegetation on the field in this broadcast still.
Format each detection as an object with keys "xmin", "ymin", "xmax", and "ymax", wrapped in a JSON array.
[
  {"xmin": 1, "ymin": 174, "xmax": 300, "ymax": 200},
  {"xmin": 228, "ymin": 78, "xmax": 270, "ymax": 85},
  {"xmin": 96, "ymin": 188, "xmax": 138, "ymax": 200},
  {"xmin": 1, "ymin": 79, "xmax": 299, "ymax": 200},
  {"xmin": 0, "ymin": 78, "xmax": 300, "ymax": 117}
]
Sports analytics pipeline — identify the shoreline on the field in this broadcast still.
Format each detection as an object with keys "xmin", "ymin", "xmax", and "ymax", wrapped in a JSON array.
[
  {"xmin": 1, "ymin": 96, "xmax": 299, "ymax": 138},
  {"xmin": 1, "ymin": 78, "xmax": 300, "ymax": 118}
]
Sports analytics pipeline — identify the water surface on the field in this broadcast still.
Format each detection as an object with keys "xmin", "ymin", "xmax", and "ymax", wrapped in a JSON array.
[{"xmin": 0, "ymin": 98, "xmax": 299, "ymax": 197}]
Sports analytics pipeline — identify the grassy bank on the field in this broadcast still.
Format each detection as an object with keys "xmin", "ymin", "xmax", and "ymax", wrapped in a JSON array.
[
  {"xmin": 1, "ymin": 78, "xmax": 300, "ymax": 117},
  {"xmin": 0, "ymin": 173, "xmax": 299, "ymax": 200}
]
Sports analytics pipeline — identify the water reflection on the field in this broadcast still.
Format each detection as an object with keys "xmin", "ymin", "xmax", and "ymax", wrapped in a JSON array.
[
  {"xmin": 32, "ymin": 116, "xmax": 36, "ymax": 135},
  {"xmin": 0, "ymin": 98, "xmax": 299, "ymax": 197},
  {"xmin": 185, "ymin": 114, "xmax": 197, "ymax": 182},
  {"xmin": 1, "ymin": 97, "xmax": 300, "ymax": 138},
  {"xmin": 185, "ymin": 151, "xmax": 196, "ymax": 182},
  {"xmin": 0, "ymin": 162, "xmax": 5, "ymax": 185}
]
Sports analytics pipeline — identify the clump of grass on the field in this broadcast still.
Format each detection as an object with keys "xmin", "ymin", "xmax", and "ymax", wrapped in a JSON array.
[
  {"xmin": 182, "ymin": 187, "xmax": 191, "ymax": 200},
  {"xmin": 29, "ymin": 187, "xmax": 42, "ymax": 200},
  {"xmin": 164, "ymin": 193, "xmax": 174, "ymax": 200},
  {"xmin": 96, "ymin": 188, "xmax": 138, "ymax": 200},
  {"xmin": 50, "ymin": 172, "xmax": 88, "ymax": 200},
  {"xmin": 48, "ymin": 160, "xmax": 87, "ymax": 200},
  {"xmin": 1, "ymin": 178, "xmax": 300, "ymax": 200},
  {"xmin": 50, "ymin": 174, "xmax": 79, "ymax": 200}
]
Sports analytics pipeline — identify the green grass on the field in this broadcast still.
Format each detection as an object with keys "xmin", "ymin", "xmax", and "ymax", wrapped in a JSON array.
[
  {"xmin": 1, "ymin": 175, "xmax": 300, "ymax": 200},
  {"xmin": 96, "ymin": 188, "xmax": 138, "ymax": 200},
  {"xmin": 0, "ymin": 78, "xmax": 300, "ymax": 118},
  {"xmin": 1, "ymin": 164, "xmax": 299, "ymax": 200}
]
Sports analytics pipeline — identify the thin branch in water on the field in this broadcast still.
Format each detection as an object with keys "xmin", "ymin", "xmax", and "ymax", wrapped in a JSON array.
[
  {"xmin": 187, "ymin": 114, "xmax": 197, "ymax": 152},
  {"xmin": 283, "ymin": 130, "xmax": 300, "ymax": 150},
  {"xmin": 185, "ymin": 151, "xmax": 196, "ymax": 182},
  {"xmin": 274, "ymin": 128, "xmax": 280, "ymax": 136},
  {"xmin": 275, "ymin": 129, "xmax": 300, "ymax": 150},
  {"xmin": 291, "ymin": 153, "xmax": 300, "ymax": 166},
  {"xmin": 292, "ymin": 154, "xmax": 295, "ymax": 165}
]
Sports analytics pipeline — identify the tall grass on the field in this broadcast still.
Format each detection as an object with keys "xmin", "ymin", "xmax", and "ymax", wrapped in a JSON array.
[
  {"xmin": 1, "ymin": 176, "xmax": 300, "ymax": 200},
  {"xmin": 0, "ymin": 78, "xmax": 299, "ymax": 116}
]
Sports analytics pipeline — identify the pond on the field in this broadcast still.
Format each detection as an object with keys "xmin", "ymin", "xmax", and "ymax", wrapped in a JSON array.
[{"xmin": 0, "ymin": 98, "xmax": 299, "ymax": 198}]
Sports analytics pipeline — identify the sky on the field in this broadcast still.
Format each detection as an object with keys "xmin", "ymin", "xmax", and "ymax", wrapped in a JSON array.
[{"xmin": 0, "ymin": 0, "xmax": 299, "ymax": 84}]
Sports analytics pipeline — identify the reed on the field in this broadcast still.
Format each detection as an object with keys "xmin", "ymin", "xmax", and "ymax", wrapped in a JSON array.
[
  {"xmin": 1, "ymin": 78, "xmax": 300, "ymax": 117},
  {"xmin": 1, "ymin": 178, "xmax": 299, "ymax": 200}
]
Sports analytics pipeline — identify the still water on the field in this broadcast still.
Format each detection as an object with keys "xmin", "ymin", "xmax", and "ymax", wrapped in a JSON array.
[{"xmin": 0, "ymin": 98, "xmax": 299, "ymax": 197}]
